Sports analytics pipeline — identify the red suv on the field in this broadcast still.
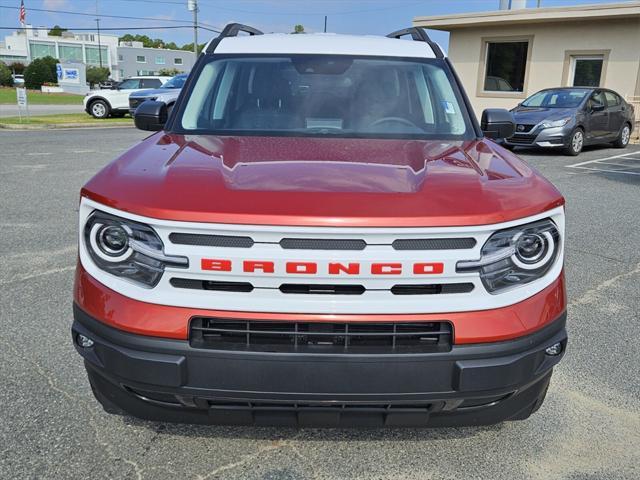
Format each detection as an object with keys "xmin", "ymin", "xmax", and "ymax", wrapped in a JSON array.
[{"xmin": 72, "ymin": 25, "xmax": 567, "ymax": 427}]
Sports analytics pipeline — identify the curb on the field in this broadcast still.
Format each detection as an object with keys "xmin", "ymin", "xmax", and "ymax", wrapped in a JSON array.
[{"xmin": 0, "ymin": 122, "xmax": 133, "ymax": 130}]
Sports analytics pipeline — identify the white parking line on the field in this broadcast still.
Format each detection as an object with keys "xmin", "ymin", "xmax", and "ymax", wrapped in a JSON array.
[
  {"xmin": 566, "ymin": 150, "xmax": 640, "ymax": 176},
  {"xmin": 566, "ymin": 151, "xmax": 638, "ymax": 168}
]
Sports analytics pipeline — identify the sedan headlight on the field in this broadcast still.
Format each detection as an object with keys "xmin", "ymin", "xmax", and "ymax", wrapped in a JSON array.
[
  {"xmin": 84, "ymin": 211, "xmax": 188, "ymax": 288},
  {"xmin": 541, "ymin": 118, "xmax": 571, "ymax": 129},
  {"xmin": 457, "ymin": 219, "xmax": 560, "ymax": 294}
]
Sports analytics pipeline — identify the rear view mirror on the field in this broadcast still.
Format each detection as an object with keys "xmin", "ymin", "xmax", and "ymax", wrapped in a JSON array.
[
  {"xmin": 134, "ymin": 101, "xmax": 168, "ymax": 131},
  {"xmin": 481, "ymin": 108, "xmax": 516, "ymax": 139}
]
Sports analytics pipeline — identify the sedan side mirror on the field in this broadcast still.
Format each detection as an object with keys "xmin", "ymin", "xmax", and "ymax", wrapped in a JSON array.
[
  {"xmin": 134, "ymin": 101, "xmax": 168, "ymax": 131},
  {"xmin": 481, "ymin": 108, "xmax": 515, "ymax": 139},
  {"xmin": 591, "ymin": 103, "xmax": 605, "ymax": 113}
]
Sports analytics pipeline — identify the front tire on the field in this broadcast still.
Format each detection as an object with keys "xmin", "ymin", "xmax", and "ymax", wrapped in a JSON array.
[
  {"xmin": 89, "ymin": 99, "xmax": 110, "ymax": 119},
  {"xmin": 564, "ymin": 128, "xmax": 584, "ymax": 156},
  {"xmin": 613, "ymin": 123, "xmax": 631, "ymax": 149}
]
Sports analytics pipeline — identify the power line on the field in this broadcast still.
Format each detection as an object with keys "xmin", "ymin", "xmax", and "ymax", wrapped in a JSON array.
[
  {"xmin": 0, "ymin": 5, "xmax": 220, "ymax": 31},
  {"xmin": 0, "ymin": 25, "xmax": 218, "ymax": 32}
]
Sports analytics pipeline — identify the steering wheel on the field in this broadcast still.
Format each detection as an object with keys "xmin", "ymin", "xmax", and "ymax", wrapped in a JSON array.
[{"xmin": 369, "ymin": 117, "xmax": 417, "ymax": 129}]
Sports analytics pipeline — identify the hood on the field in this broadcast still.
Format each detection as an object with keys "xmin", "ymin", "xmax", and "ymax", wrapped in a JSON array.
[
  {"xmin": 130, "ymin": 87, "xmax": 178, "ymax": 99},
  {"xmin": 82, "ymin": 133, "xmax": 564, "ymax": 227},
  {"xmin": 511, "ymin": 106, "xmax": 577, "ymax": 125}
]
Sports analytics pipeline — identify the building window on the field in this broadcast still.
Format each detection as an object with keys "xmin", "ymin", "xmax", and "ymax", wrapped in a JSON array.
[
  {"xmin": 483, "ymin": 40, "xmax": 529, "ymax": 93},
  {"xmin": 118, "ymin": 54, "xmax": 124, "ymax": 61},
  {"xmin": 59, "ymin": 45, "xmax": 83, "ymax": 62},
  {"xmin": 29, "ymin": 42, "xmax": 56, "ymax": 60},
  {"xmin": 85, "ymin": 46, "xmax": 109, "ymax": 66},
  {"xmin": 155, "ymin": 56, "xmax": 165, "ymax": 65},
  {"xmin": 174, "ymin": 57, "xmax": 183, "ymax": 65},
  {"xmin": 571, "ymin": 56, "xmax": 603, "ymax": 87},
  {"xmin": 136, "ymin": 55, "xmax": 146, "ymax": 63}
]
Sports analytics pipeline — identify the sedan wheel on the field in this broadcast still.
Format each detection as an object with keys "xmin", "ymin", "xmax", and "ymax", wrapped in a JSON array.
[
  {"xmin": 564, "ymin": 129, "xmax": 584, "ymax": 156},
  {"xmin": 613, "ymin": 124, "xmax": 631, "ymax": 149}
]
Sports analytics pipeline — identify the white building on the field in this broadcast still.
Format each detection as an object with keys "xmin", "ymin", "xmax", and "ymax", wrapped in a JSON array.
[{"xmin": 1, "ymin": 26, "xmax": 118, "ymax": 75}]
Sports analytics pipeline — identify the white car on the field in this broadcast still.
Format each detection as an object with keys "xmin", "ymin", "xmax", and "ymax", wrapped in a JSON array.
[{"xmin": 83, "ymin": 76, "xmax": 171, "ymax": 119}]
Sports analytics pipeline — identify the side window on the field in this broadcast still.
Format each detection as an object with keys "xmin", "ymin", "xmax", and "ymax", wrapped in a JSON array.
[
  {"xmin": 141, "ymin": 79, "xmax": 160, "ymax": 88},
  {"xmin": 589, "ymin": 91, "xmax": 606, "ymax": 110},
  {"xmin": 118, "ymin": 79, "xmax": 140, "ymax": 89},
  {"xmin": 604, "ymin": 91, "xmax": 620, "ymax": 108}
]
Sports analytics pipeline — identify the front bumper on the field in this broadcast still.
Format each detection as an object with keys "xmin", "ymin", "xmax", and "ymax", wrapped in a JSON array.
[
  {"xmin": 505, "ymin": 124, "xmax": 573, "ymax": 148},
  {"xmin": 72, "ymin": 304, "xmax": 567, "ymax": 427}
]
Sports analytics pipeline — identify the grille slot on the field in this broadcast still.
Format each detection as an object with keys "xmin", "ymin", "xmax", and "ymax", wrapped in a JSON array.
[
  {"xmin": 190, "ymin": 319, "xmax": 453, "ymax": 353},
  {"xmin": 392, "ymin": 238, "xmax": 476, "ymax": 250},
  {"xmin": 170, "ymin": 278, "xmax": 254, "ymax": 292},
  {"xmin": 508, "ymin": 134, "xmax": 537, "ymax": 145},
  {"xmin": 279, "ymin": 284, "xmax": 365, "ymax": 295},
  {"xmin": 169, "ymin": 233, "xmax": 254, "ymax": 248},
  {"xmin": 391, "ymin": 283, "xmax": 474, "ymax": 295},
  {"xmin": 280, "ymin": 238, "xmax": 367, "ymax": 250}
]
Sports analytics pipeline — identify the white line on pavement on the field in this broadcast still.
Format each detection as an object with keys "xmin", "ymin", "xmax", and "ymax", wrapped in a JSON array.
[
  {"xmin": 569, "ymin": 166, "xmax": 640, "ymax": 176},
  {"xmin": 566, "ymin": 151, "xmax": 638, "ymax": 168}
]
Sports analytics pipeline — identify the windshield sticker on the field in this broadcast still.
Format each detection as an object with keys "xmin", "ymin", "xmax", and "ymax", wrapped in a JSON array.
[{"xmin": 442, "ymin": 101, "xmax": 456, "ymax": 115}]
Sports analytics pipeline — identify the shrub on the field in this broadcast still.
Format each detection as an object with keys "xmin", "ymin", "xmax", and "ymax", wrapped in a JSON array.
[
  {"xmin": 24, "ymin": 57, "xmax": 58, "ymax": 89},
  {"xmin": 86, "ymin": 66, "xmax": 110, "ymax": 87},
  {"xmin": 158, "ymin": 67, "xmax": 182, "ymax": 76},
  {"xmin": 0, "ymin": 61, "xmax": 13, "ymax": 87}
]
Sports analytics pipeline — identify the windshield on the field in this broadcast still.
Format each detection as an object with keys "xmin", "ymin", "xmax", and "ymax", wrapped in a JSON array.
[
  {"xmin": 521, "ymin": 89, "xmax": 590, "ymax": 108},
  {"xmin": 177, "ymin": 56, "xmax": 473, "ymax": 139},
  {"xmin": 162, "ymin": 75, "xmax": 187, "ymax": 89}
]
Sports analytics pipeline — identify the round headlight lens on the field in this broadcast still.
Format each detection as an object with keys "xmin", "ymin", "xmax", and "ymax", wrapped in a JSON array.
[
  {"xmin": 98, "ymin": 225, "xmax": 129, "ymax": 255},
  {"xmin": 515, "ymin": 232, "xmax": 547, "ymax": 264}
]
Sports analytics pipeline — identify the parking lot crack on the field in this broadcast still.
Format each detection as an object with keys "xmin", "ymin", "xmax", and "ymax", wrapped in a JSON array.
[
  {"xmin": 194, "ymin": 440, "xmax": 288, "ymax": 480},
  {"xmin": 568, "ymin": 260, "xmax": 640, "ymax": 308}
]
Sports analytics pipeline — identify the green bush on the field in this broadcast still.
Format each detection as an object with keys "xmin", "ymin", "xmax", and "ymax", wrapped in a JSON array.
[
  {"xmin": 0, "ymin": 61, "xmax": 13, "ymax": 87},
  {"xmin": 86, "ymin": 66, "xmax": 110, "ymax": 87},
  {"xmin": 158, "ymin": 67, "xmax": 182, "ymax": 77},
  {"xmin": 24, "ymin": 57, "xmax": 58, "ymax": 89},
  {"xmin": 9, "ymin": 61, "xmax": 25, "ymax": 75}
]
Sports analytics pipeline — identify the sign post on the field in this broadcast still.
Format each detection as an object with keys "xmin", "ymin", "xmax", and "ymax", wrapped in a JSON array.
[{"xmin": 16, "ymin": 87, "xmax": 29, "ymax": 123}]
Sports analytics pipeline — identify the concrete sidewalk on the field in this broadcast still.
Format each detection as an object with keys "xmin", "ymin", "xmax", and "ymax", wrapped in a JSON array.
[{"xmin": 0, "ymin": 104, "xmax": 84, "ymax": 117}]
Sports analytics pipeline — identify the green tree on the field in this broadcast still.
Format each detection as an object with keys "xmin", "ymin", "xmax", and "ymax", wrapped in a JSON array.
[
  {"xmin": 48, "ymin": 25, "xmax": 68, "ymax": 36},
  {"xmin": 24, "ymin": 57, "xmax": 58, "ymax": 89},
  {"xmin": 181, "ymin": 42, "xmax": 205, "ymax": 52},
  {"xmin": 86, "ymin": 66, "xmax": 110, "ymax": 87},
  {"xmin": 0, "ymin": 61, "xmax": 13, "ymax": 87},
  {"xmin": 293, "ymin": 24, "xmax": 305, "ymax": 34},
  {"xmin": 9, "ymin": 61, "xmax": 25, "ymax": 75},
  {"xmin": 158, "ymin": 67, "xmax": 182, "ymax": 76}
]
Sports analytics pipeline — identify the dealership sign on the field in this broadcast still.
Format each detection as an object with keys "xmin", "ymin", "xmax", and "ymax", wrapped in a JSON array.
[{"xmin": 57, "ymin": 65, "xmax": 80, "ymax": 84}]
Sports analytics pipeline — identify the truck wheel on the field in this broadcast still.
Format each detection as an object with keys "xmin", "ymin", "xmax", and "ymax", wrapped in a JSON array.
[
  {"xmin": 613, "ymin": 123, "xmax": 631, "ymax": 149},
  {"xmin": 563, "ymin": 128, "xmax": 584, "ymax": 156},
  {"xmin": 89, "ymin": 100, "xmax": 110, "ymax": 119}
]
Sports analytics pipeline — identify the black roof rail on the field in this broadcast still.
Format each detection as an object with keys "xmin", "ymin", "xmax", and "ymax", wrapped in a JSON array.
[
  {"xmin": 386, "ymin": 27, "xmax": 444, "ymax": 59},
  {"xmin": 205, "ymin": 23, "xmax": 263, "ymax": 54}
]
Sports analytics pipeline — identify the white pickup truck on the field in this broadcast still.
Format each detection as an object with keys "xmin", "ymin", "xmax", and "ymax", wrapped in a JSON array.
[{"xmin": 83, "ymin": 76, "xmax": 171, "ymax": 118}]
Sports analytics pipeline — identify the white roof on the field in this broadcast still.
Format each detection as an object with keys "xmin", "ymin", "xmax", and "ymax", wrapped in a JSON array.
[{"xmin": 214, "ymin": 33, "xmax": 437, "ymax": 59}]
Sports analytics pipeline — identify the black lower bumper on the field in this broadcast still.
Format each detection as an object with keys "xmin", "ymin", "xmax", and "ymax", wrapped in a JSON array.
[{"xmin": 72, "ymin": 304, "xmax": 567, "ymax": 427}]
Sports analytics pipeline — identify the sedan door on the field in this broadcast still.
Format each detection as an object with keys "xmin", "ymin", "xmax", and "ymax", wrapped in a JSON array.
[
  {"xmin": 585, "ymin": 90, "xmax": 609, "ymax": 140},
  {"xmin": 604, "ymin": 91, "xmax": 624, "ymax": 138}
]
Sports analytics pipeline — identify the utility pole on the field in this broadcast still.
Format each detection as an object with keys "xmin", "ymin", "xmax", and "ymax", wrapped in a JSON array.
[
  {"xmin": 95, "ymin": 0, "xmax": 103, "ymax": 67},
  {"xmin": 188, "ymin": 0, "xmax": 198, "ymax": 58},
  {"xmin": 324, "ymin": 16, "xmax": 327, "ymax": 33},
  {"xmin": 96, "ymin": 18, "xmax": 103, "ymax": 67}
]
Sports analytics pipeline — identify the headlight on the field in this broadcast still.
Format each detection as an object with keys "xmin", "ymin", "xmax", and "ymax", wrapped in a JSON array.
[
  {"xmin": 84, "ymin": 211, "xmax": 188, "ymax": 288},
  {"xmin": 541, "ymin": 118, "xmax": 571, "ymax": 129},
  {"xmin": 457, "ymin": 219, "xmax": 560, "ymax": 294}
]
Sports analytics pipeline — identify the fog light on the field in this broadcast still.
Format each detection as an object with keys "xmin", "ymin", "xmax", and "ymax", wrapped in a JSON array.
[
  {"xmin": 77, "ymin": 334, "xmax": 94, "ymax": 348},
  {"xmin": 545, "ymin": 342, "xmax": 562, "ymax": 356}
]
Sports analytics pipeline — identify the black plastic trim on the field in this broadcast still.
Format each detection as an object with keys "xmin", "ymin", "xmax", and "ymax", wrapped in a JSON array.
[{"xmin": 386, "ymin": 27, "xmax": 444, "ymax": 59}]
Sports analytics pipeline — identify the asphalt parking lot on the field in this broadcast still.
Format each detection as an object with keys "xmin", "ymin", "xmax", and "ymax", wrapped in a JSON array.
[{"xmin": 1, "ymin": 128, "xmax": 639, "ymax": 480}]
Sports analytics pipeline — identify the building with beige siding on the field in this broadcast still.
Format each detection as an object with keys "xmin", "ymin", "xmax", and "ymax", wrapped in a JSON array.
[{"xmin": 414, "ymin": 2, "xmax": 640, "ymax": 128}]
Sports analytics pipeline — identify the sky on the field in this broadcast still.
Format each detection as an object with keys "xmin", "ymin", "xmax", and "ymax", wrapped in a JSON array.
[{"xmin": 0, "ymin": 0, "xmax": 630, "ymax": 50}]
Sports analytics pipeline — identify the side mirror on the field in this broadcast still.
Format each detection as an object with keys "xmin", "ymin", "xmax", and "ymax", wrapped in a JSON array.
[
  {"xmin": 481, "ymin": 108, "xmax": 515, "ymax": 139},
  {"xmin": 134, "ymin": 101, "xmax": 168, "ymax": 131},
  {"xmin": 591, "ymin": 103, "xmax": 605, "ymax": 112}
]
